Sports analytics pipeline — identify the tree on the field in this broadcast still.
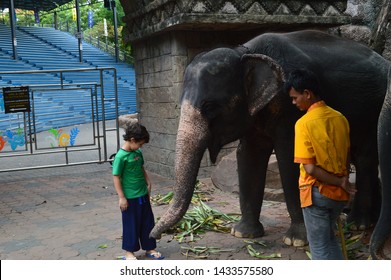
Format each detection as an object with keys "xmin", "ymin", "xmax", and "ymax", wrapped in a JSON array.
[
  {"xmin": 38, "ymin": 1, "xmax": 123, "ymax": 30},
  {"xmin": 36, "ymin": 0, "xmax": 130, "ymax": 55}
]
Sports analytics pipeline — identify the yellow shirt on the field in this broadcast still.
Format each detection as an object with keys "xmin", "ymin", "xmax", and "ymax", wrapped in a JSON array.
[{"xmin": 294, "ymin": 101, "xmax": 350, "ymax": 207}]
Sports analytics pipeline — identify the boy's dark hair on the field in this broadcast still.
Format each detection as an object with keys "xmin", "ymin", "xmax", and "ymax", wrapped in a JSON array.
[
  {"xmin": 284, "ymin": 69, "xmax": 322, "ymax": 97},
  {"xmin": 123, "ymin": 122, "xmax": 150, "ymax": 143}
]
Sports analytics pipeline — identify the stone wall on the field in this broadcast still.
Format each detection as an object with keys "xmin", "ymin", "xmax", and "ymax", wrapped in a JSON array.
[
  {"xmin": 346, "ymin": 0, "xmax": 382, "ymax": 27},
  {"xmin": 122, "ymin": 0, "xmax": 350, "ymax": 42},
  {"xmin": 327, "ymin": 1, "xmax": 381, "ymax": 46},
  {"xmin": 132, "ymin": 33, "xmax": 179, "ymax": 177},
  {"xmin": 133, "ymin": 30, "xmax": 260, "ymax": 177}
]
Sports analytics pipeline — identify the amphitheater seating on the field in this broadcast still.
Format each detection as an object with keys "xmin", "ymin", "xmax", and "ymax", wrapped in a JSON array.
[{"xmin": 0, "ymin": 24, "xmax": 136, "ymax": 134}]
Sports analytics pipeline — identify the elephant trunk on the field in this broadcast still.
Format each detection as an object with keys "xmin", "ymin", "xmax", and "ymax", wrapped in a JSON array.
[
  {"xmin": 150, "ymin": 101, "xmax": 208, "ymax": 239},
  {"xmin": 370, "ymin": 90, "xmax": 391, "ymax": 259}
]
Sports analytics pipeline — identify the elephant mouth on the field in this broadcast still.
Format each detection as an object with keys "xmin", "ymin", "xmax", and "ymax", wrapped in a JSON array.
[{"xmin": 208, "ymin": 143, "xmax": 220, "ymax": 164}]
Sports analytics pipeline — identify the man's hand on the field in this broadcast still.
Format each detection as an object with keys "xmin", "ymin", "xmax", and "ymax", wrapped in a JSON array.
[
  {"xmin": 304, "ymin": 164, "xmax": 357, "ymax": 194},
  {"xmin": 340, "ymin": 176, "xmax": 357, "ymax": 194}
]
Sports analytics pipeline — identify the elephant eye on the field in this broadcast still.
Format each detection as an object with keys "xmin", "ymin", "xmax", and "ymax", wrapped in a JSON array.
[{"xmin": 200, "ymin": 100, "xmax": 223, "ymax": 120}]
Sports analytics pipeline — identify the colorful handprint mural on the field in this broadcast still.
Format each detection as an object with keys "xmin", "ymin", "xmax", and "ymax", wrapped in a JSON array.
[
  {"xmin": 0, "ymin": 134, "xmax": 5, "ymax": 151},
  {"xmin": 0, "ymin": 126, "xmax": 80, "ymax": 152},
  {"xmin": 47, "ymin": 127, "xmax": 80, "ymax": 147},
  {"xmin": 0, "ymin": 128, "xmax": 25, "ymax": 152}
]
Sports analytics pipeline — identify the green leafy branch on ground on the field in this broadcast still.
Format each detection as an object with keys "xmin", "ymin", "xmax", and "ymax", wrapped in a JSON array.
[
  {"xmin": 151, "ymin": 181, "xmax": 212, "ymax": 206},
  {"xmin": 180, "ymin": 240, "xmax": 282, "ymax": 259},
  {"xmin": 180, "ymin": 245, "xmax": 235, "ymax": 259},
  {"xmin": 304, "ymin": 221, "xmax": 367, "ymax": 260},
  {"xmin": 244, "ymin": 240, "xmax": 282, "ymax": 259},
  {"xmin": 151, "ymin": 191, "xmax": 174, "ymax": 206},
  {"xmin": 152, "ymin": 181, "xmax": 282, "ymax": 259},
  {"xmin": 151, "ymin": 181, "xmax": 239, "ymax": 242},
  {"xmin": 344, "ymin": 231, "xmax": 367, "ymax": 259},
  {"xmin": 173, "ymin": 199, "xmax": 241, "ymax": 243}
]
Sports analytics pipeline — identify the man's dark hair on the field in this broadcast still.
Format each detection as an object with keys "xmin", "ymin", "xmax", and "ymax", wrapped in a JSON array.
[
  {"xmin": 123, "ymin": 122, "xmax": 150, "ymax": 143},
  {"xmin": 284, "ymin": 69, "xmax": 322, "ymax": 97}
]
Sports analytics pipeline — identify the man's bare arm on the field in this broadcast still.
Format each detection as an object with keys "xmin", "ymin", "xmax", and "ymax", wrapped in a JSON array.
[{"xmin": 304, "ymin": 164, "xmax": 356, "ymax": 194}]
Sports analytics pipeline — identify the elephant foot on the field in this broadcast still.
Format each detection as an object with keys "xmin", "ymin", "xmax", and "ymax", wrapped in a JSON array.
[
  {"xmin": 282, "ymin": 223, "xmax": 308, "ymax": 247},
  {"xmin": 348, "ymin": 223, "xmax": 369, "ymax": 231},
  {"xmin": 346, "ymin": 213, "xmax": 373, "ymax": 231},
  {"xmin": 231, "ymin": 220, "xmax": 265, "ymax": 238}
]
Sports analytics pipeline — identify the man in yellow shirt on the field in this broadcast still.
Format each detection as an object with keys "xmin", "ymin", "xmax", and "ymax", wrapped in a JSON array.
[{"xmin": 285, "ymin": 69, "xmax": 356, "ymax": 260}]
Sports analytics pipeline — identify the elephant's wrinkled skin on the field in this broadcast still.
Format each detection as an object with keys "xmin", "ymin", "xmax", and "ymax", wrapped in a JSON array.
[
  {"xmin": 370, "ymin": 70, "xmax": 391, "ymax": 259},
  {"xmin": 150, "ymin": 30, "xmax": 390, "ymax": 257}
]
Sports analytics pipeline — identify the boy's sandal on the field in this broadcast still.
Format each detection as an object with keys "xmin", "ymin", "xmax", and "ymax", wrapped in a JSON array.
[
  {"xmin": 145, "ymin": 251, "xmax": 165, "ymax": 260},
  {"xmin": 122, "ymin": 255, "xmax": 137, "ymax": 260}
]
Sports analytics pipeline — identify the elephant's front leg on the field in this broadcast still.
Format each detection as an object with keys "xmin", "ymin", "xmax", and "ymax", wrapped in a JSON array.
[
  {"xmin": 274, "ymin": 141, "xmax": 307, "ymax": 247},
  {"xmin": 231, "ymin": 133, "xmax": 273, "ymax": 238},
  {"xmin": 273, "ymin": 118, "xmax": 307, "ymax": 246}
]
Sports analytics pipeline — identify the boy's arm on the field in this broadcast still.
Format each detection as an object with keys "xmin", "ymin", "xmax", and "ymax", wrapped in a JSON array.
[
  {"xmin": 303, "ymin": 164, "xmax": 356, "ymax": 194},
  {"xmin": 113, "ymin": 175, "xmax": 128, "ymax": 211},
  {"xmin": 142, "ymin": 166, "xmax": 152, "ymax": 195}
]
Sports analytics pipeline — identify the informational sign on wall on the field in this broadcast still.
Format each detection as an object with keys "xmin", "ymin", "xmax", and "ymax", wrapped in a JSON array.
[{"xmin": 2, "ymin": 86, "xmax": 30, "ymax": 114}]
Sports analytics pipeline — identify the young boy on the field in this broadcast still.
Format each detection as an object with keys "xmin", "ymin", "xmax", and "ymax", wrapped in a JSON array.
[{"xmin": 112, "ymin": 122, "xmax": 164, "ymax": 260}]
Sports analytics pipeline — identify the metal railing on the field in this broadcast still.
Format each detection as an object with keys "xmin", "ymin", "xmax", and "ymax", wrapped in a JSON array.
[
  {"xmin": 84, "ymin": 35, "xmax": 134, "ymax": 65},
  {"xmin": 16, "ymin": 22, "xmax": 134, "ymax": 65},
  {"xmin": 0, "ymin": 67, "xmax": 121, "ymax": 172}
]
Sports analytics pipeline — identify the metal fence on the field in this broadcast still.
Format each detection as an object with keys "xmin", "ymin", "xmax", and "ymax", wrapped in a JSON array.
[{"xmin": 0, "ymin": 67, "xmax": 121, "ymax": 172}]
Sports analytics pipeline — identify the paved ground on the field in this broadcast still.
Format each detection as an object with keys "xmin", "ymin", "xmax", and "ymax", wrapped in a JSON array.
[
  {"xmin": 0, "ymin": 163, "xmax": 303, "ymax": 260},
  {"xmin": 0, "ymin": 120, "xmax": 388, "ymax": 260},
  {"xmin": 1, "ymin": 160, "xmax": 383, "ymax": 261}
]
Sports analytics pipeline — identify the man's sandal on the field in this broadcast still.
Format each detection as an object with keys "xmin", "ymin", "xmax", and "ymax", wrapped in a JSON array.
[{"xmin": 145, "ymin": 251, "xmax": 164, "ymax": 260}]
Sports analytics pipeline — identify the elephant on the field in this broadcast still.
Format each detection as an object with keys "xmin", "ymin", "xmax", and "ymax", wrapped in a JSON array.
[
  {"xmin": 370, "ymin": 70, "xmax": 391, "ymax": 259},
  {"xmin": 149, "ymin": 30, "xmax": 390, "ymax": 257}
]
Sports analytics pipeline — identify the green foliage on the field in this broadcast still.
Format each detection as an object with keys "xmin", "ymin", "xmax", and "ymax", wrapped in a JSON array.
[
  {"xmin": 180, "ymin": 245, "xmax": 234, "ymax": 259},
  {"xmin": 151, "ymin": 181, "xmax": 240, "ymax": 243},
  {"xmin": 173, "ymin": 199, "xmax": 241, "ymax": 243},
  {"xmin": 38, "ymin": 0, "xmax": 125, "ymax": 32},
  {"xmin": 246, "ymin": 244, "xmax": 281, "ymax": 259},
  {"xmin": 304, "ymin": 221, "xmax": 368, "ymax": 260},
  {"xmin": 11, "ymin": 1, "xmax": 130, "ymax": 54}
]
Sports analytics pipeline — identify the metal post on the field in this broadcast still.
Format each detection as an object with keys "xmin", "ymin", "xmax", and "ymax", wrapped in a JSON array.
[
  {"xmin": 75, "ymin": 0, "xmax": 83, "ymax": 62},
  {"xmin": 112, "ymin": 0, "xmax": 119, "ymax": 63},
  {"xmin": 54, "ymin": 11, "xmax": 58, "ymax": 30},
  {"xmin": 9, "ymin": 0, "xmax": 17, "ymax": 60},
  {"xmin": 113, "ymin": 68, "xmax": 120, "ymax": 150},
  {"xmin": 103, "ymin": 18, "xmax": 108, "ymax": 51}
]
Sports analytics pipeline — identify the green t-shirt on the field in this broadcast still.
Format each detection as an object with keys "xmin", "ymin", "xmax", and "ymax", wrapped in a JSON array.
[{"xmin": 112, "ymin": 148, "xmax": 148, "ymax": 199}]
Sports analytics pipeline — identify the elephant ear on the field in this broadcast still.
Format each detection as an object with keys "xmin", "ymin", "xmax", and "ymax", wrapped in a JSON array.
[{"xmin": 242, "ymin": 54, "xmax": 285, "ymax": 116}]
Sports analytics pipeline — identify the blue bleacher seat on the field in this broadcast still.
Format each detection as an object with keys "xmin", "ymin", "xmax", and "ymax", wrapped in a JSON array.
[{"xmin": 0, "ymin": 24, "xmax": 136, "ymax": 133}]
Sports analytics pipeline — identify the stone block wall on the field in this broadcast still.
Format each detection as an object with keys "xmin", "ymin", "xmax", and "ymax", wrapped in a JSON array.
[
  {"xmin": 132, "ymin": 33, "xmax": 179, "ymax": 178},
  {"xmin": 133, "ymin": 30, "xmax": 259, "ymax": 177}
]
